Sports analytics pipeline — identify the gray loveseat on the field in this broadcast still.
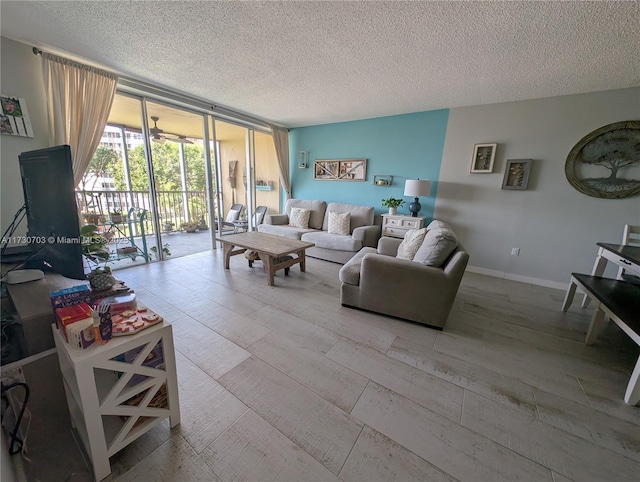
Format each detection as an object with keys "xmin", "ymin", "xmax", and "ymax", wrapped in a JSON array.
[
  {"xmin": 257, "ymin": 199, "xmax": 381, "ymax": 264},
  {"xmin": 339, "ymin": 220, "xmax": 468, "ymax": 329}
]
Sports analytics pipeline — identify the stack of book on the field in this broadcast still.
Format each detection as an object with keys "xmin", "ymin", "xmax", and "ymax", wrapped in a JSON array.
[{"xmin": 50, "ymin": 285, "xmax": 94, "ymax": 349}]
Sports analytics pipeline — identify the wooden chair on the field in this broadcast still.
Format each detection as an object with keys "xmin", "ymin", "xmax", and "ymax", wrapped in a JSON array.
[{"xmin": 618, "ymin": 224, "xmax": 640, "ymax": 280}]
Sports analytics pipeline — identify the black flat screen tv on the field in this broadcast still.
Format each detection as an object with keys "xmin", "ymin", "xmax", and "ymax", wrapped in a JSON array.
[{"xmin": 19, "ymin": 145, "xmax": 86, "ymax": 280}]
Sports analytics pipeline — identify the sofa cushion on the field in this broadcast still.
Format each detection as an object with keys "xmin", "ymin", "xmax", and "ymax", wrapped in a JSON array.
[
  {"xmin": 413, "ymin": 227, "xmax": 459, "ymax": 267},
  {"xmin": 339, "ymin": 247, "xmax": 376, "ymax": 285},
  {"xmin": 301, "ymin": 231, "xmax": 362, "ymax": 251},
  {"xmin": 328, "ymin": 211, "xmax": 351, "ymax": 235},
  {"xmin": 396, "ymin": 228, "xmax": 427, "ymax": 260},
  {"xmin": 257, "ymin": 223, "xmax": 315, "ymax": 240},
  {"xmin": 322, "ymin": 203, "xmax": 375, "ymax": 232},
  {"xmin": 285, "ymin": 199, "xmax": 327, "ymax": 230},
  {"xmin": 289, "ymin": 207, "xmax": 311, "ymax": 228}
]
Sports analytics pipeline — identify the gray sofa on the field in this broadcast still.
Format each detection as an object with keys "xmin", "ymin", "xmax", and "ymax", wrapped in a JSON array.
[
  {"xmin": 257, "ymin": 199, "xmax": 381, "ymax": 264},
  {"xmin": 339, "ymin": 220, "xmax": 469, "ymax": 329}
]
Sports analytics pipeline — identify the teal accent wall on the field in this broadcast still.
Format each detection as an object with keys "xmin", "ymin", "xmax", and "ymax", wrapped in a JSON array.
[{"xmin": 289, "ymin": 109, "xmax": 449, "ymax": 219}]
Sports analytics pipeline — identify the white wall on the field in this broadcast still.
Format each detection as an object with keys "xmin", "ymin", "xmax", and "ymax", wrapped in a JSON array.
[
  {"xmin": 436, "ymin": 87, "xmax": 640, "ymax": 288},
  {"xmin": 1, "ymin": 37, "xmax": 50, "ymax": 237}
]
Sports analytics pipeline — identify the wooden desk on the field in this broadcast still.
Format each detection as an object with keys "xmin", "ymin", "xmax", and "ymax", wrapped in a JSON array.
[{"xmin": 219, "ymin": 232, "xmax": 314, "ymax": 286}]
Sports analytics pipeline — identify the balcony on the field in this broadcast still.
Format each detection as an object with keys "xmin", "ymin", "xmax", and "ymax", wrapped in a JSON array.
[{"xmin": 75, "ymin": 189, "xmax": 216, "ymax": 269}]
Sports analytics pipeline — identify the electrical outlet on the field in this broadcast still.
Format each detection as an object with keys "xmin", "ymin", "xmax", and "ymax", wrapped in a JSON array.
[{"xmin": 511, "ymin": 247, "xmax": 520, "ymax": 256}]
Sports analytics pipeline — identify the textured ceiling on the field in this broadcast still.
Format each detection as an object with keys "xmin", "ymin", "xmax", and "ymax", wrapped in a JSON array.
[{"xmin": 1, "ymin": 1, "xmax": 639, "ymax": 128}]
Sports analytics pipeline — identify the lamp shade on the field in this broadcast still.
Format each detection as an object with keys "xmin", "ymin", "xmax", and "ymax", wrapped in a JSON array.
[{"xmin": 404, "ymin": 179, "xmax": 431, "ymax": 197}]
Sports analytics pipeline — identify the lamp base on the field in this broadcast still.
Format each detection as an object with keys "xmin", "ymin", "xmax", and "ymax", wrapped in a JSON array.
[{"xmin": 408, "ymin": 197, "xmax": 421, "ymax": 217}]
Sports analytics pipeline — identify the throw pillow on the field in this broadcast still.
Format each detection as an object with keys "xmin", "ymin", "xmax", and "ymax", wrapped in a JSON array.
[
  {"xmin": 396, "ymin": 228, "xmax": 427, "ymax": 261},
  {"xmin": 426, "ymin": 219, "xmax": 452, "ymax": 232},
  {"xmin": 328, "ymin": 211, "xmax": 351, "ymax": 235},
  {"xmin": 289, "ymin": 207, "xmax": 311, "ymax": 228},
  {"xmin": 413, "ymin": 227, "xmax": 459, "ymax": 267}
]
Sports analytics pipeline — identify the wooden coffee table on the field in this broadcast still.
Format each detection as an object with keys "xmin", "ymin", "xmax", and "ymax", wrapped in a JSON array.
[{"xmin": 219, "ymin": 232, "xmax": 315, "ymax": 286}]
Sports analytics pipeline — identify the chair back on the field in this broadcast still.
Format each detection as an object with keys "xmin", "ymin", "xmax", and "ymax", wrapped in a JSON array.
[
  {"xmin": 225, "ymin": 204, "xmax": 243, "ymax": 222},
  {"xmin": 253, "ymin": 206, "xmax": 268, "ymax": 226},
  {"xmin": 623, "ymin": 224, "xmax": 640, "ymax": 246},
  {"xmin": 617, "ymin": 224, "xmax": 640, "ymax": 279}
]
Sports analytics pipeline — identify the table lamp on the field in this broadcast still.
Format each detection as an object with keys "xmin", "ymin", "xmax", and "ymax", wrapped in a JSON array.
[{"xmin": 404, "ymin": 179, "xmax": 431, "ymax": 217}]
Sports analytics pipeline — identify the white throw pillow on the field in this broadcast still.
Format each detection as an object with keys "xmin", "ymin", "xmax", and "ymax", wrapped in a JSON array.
[
  {"xmin": 328, "ymin": 211, "xmax": 351, "ymax": 235},
  {"xmin": 413, "ymin": 227, "xmax": 458, "ymax": 267},
  {"xmin": 289, "ymin": 207, "xmax": 311, "ymax": 228},
  {"xmin": 426, "ymin": 219, "xmax": 452, "ymax": 231},
  {"xmin": 396, "ymin": 228, "xmax": 427, "ymax": 260}
]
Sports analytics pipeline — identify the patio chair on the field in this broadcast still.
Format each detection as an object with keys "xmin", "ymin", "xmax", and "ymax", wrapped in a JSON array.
[
  {"xmin": 253, "ymin": 206, "xmax": 268, "ymax": 227},
  {"xmin": 219, "ymin": 204, "xmax": 244, "ymax": 234}
]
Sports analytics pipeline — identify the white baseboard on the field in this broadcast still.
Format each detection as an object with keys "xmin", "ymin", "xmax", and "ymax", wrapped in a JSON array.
[{"xmin": 465, "ymin": 265, "xmax": 570, "ymax": 291}]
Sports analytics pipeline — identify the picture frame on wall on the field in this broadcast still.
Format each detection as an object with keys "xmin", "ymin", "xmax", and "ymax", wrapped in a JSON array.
[
  {"xmin": 0, "ymin": 94, "xmax": 34, "ymax": 137},
  {"xmin": 470, "ymin": 143, "xmax": 497, "ymax": 173},
  {"xmin": 314, "ymin": 159, "xmax": 367, "ymax": 181},
  {"xmin": 502, "ymin": 159, "xmax": 532, "ymax": 190}
]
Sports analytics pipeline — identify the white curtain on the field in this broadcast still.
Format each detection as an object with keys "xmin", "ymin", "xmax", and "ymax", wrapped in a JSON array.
[
  {"xmin": 269, "ymin": 124, "xmax": 291, "ymax": 199},
  {"xmin": 41, "ymin": 52, "xmax": 118, "ymax": 187}
]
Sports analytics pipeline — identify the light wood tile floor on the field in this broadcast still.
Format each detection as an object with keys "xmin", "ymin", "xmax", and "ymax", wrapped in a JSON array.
[{"xmin": 87, "ymin": 250, "xmax": 640, "ymax": 481}]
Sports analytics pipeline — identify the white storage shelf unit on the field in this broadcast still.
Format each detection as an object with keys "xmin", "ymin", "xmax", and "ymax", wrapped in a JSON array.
[{"xmin": 52, "ymin": 321, "xmax": 180, "ymax": 481}]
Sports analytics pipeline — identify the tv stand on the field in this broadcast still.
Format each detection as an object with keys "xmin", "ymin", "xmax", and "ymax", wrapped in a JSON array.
[
  {"xmin": 7, "ymin": 273, "xmax": 89, "ymax": 356},
  {"xmin": 7, "ymin": 273, "xmax": 88, "ymax": 357}
]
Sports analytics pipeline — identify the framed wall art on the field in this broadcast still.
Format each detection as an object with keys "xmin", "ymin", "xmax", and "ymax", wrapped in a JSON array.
[
  {"xmin": 314, "ymin": 159, "xmax": 367, "ymax": 181},
  {"xmin": 502, "ymin": 159, "xmax": 532, "ymax": 190},
  {"xmin": 0, "ymin": 94, "xmax": 34, "ymax": 137},
  {"xmin": 470, "ymin": 143, "xmax": 497, "ymax": 173},
  {"xmin": 565, "ymin": 120, "xmax": 640, "ymax": 199}
]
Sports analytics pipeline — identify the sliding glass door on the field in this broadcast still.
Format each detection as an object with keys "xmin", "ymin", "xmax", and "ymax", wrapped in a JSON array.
[
  {"xmin": 145, "ymin": 101, "xmax": 212, "ymax": 259},
  {"xmin": 80, "ymin": 89, "xmax": 279, "ymax": 267}
]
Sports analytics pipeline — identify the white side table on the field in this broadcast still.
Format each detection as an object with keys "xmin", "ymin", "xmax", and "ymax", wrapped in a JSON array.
[
  {"xmin": 381, "ymin": 214, "xmax": 425, "ymax": 238},
  {"xmin": 52, "ymin": 321, "xmax": 180, "ymax": 481}
]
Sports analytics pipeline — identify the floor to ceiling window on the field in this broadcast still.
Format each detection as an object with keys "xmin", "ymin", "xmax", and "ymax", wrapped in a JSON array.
[
  {"xmin": 213, "ymin": 119, "xmax": 249, "ymax": 235},
  {"xmin": 78, "ymin": 87, "xmax": 279, "ymax": 269},
  {"xmin": 145, "ymin": 101, "xmax": 211, "ymax": 259},
  {"xmin": 254, "ymin": 130, "xmax": 280, "ymax": 219}
]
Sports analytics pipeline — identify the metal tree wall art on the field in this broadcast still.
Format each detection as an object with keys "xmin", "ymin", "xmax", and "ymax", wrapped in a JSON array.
[{"xmin": 565, "ymin": 120, "xmax": 640, "ymax": 199}]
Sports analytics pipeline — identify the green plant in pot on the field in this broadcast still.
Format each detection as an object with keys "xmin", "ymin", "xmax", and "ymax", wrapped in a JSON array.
[
  {"xmin": 87, "ymin": 266, "xmax": 116, "ymax": 291},
  {"xmin": 150, "ymin": 243, "xmax": 171, "ymax": 260},
  {"xmin": 109, "ymin": 209, "xmax": 124, "ymax": 224},
  {"xmin": 82, "ymin": 212, "xmax": 101, "ymax": 225},
  {"xmin": 81, "ymin": 224, "xmax": 115, "ymax": 291},
  {"xmin": 181, "ymin": 221, "xmax": 199, "ymax": 233},
  {"xmin": 162, "ymin": 220, "xmax": 174, "ymax": 232},
  {"xmin": 197, "ymin": 218, "xmax": 208, "ymax": 230},
  {"xmin": 381, "ymin": 197, "xmax": 405, "ymax": 215}
]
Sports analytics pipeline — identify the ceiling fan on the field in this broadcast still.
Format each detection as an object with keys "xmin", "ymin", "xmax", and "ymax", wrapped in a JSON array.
[{"xmin": 149, "ymin": 116, "xmax": 193, "ymax": 144}]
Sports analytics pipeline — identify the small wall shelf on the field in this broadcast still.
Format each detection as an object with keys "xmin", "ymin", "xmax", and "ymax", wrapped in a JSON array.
[
  {"xmin": 255, "ymin": 180, "xmax": 273, "ymax": 191},
  {"xmin": 373, "ymin": 175, "xmax": 393, "ymax": 186}
]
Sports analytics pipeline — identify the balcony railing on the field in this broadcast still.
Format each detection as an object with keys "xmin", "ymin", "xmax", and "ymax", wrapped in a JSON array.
[{"xmin": 75, "ymin": 189, "xmax": 213, "ymax": 236}]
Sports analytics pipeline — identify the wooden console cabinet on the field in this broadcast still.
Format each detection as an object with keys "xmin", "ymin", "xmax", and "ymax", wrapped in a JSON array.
[{"xmin": 381, "ymin": 214, "xmax": 425, "ymax": 238}]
